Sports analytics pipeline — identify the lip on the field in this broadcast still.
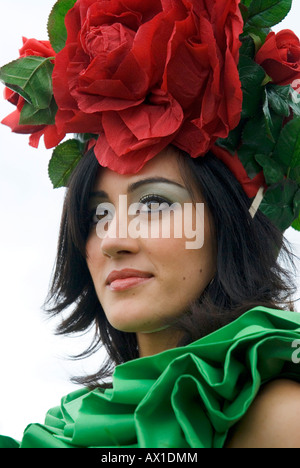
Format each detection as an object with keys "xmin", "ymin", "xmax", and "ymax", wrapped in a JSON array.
[{"xmin": 106, "ymin": 269, "xmax": 154, "ymax": 291}]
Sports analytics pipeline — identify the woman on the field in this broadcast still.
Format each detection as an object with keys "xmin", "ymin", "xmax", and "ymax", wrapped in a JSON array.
[{"xmin": 1, "ymin": 0, "xmax": 300, "ymax": 448}]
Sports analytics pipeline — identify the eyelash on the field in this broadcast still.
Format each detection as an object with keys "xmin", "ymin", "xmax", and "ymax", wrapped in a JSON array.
[
  {"xmin": 89, "ymin": 208, "xmax": 110, "ymax": 226},
  {"xmin": 88, "ymin": 194, "xmax": 173, "ymax": 226},
  {"xmin": 139, "ymin": 194, "xmax": 173, "ymax": 212}
]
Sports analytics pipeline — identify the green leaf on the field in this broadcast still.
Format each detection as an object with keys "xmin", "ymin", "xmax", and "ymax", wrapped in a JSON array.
[
  {"xmin": 259, "ymin": 179, "xmax": 298, "ymax": 231},
  {"xmin": 262, "ymin": 89, "xmax": 274, "ymax": 141},
  {"xmin": 255, "ymin": 154, "xmax": 285, "ymax": 185},
  {"xmin": 292, "ymin": 214, "xmax": 300, "ymax": 231},
  {"xmin": 293, "ymin": 189, "xmax": 300, "ymax": 218},
  {"xmin": 237, "ymin": 111, "xmax": 283, "ymax": 180},
  {"xmin": 216, "ymin": 120, "xmax": 245, "ymax": 154},
  {"xmin": 241, "ymin": 26, "xmax": 271, "ymax": 44},
  {"xmin": 273, "ymin": 118, "xmax": 300, "ymax": 173},
  {"xmin": 48, "ymin": 139, "xmax": 83, "ymax": 188},
  {"xmin": 242, "ymin": 111, "xmax": 283, "ymax": 154},
  {"xmin": 0, "ymin": 56, "xmax": 54, "ymax": 109},
  {"xmin": 267, "ymin": 84, "xmax": 291, "ymax": 117},
  {"xmin": 240, "ymin": 35, "xmax": 256, "ymax": 59},
  {"xmin": 246, "ymin": 0, "xmax": 292, "ymax": 28},
  {"xmin": 74, "ymin": 133, "xmax": 99, "ymax": 152},
  {"xmin": 237, "ymin": 145, "xmax": 263, "ymax": 178},
  {"xmin": 1, "ymin": 83, "xmax": 31, "ymax": 104},
  {"xmin": 289, "ymin": 84, "xmax": 300, "ymax": 117},
  {"xmin": 289, "ymin": 99, "xmax": 300, "ymax": 118},
  {"xmin": 289, "ymin": 167, "xmax": 300, "ymax": 184},
  {"xmin": 19, "ymin": 97, "xmax": 58, "ymax": 126},
  {"xmin": 249, "ymin": 33, "xmax": 264, "ymax": 53},
  {"xmin": 239, "ymin": 3, "xmax": 250, "ymax": 24},
  {"xmin": 255, "ymin": 153, "xmax": 285, "ymax": 185},
  {"xmin": 238, "ymin": 55, "xmax": 266, "ymax": 118},
  {"xmin": 48, "ymin": 0, "xmax": 77, "ymax": 53},
  {"xmin": 241, "ymin": 0, "xmax": 253, "ymax": 7}
]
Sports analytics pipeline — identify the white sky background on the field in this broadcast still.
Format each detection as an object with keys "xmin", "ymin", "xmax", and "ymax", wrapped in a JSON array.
[{"xmin": 0, "ymin": 0, "xmax": 300, "ymax": 441}]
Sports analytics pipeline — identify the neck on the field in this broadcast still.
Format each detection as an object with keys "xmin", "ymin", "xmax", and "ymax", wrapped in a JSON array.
[{"xmin": 136, "ymin": 328, "xmax": 183, "ymax": 358}]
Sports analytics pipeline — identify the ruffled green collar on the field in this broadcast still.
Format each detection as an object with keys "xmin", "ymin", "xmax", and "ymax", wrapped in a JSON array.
[{"xmin": 2, "ymin": 306, "xmax": 300, "ymax": 448}]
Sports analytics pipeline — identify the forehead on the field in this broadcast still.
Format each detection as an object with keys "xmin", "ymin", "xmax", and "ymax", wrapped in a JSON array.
[{"xmin": 94, "ymin": 147, "xmax": 185, "ymax": 192}]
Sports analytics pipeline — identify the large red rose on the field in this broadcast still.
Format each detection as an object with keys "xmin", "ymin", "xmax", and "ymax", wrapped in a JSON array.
[
  {"xmin": 2, "ymin": 37, "xmax": 65, "ymax": 149},
  {"xmin": 255, "ymin": 30, "xmax": 300, "ymax": 86},
  {"xmin": 53, "ymin": 0, "xmax": 243, "ymax": 174}
]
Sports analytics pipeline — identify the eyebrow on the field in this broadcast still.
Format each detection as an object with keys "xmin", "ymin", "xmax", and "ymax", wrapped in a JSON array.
[{"xmin": 90, "ymin": 177, "xmax": 186, "ymax": 198}]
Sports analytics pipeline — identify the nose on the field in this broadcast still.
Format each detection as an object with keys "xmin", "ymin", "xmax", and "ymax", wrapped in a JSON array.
[
  {"xmin": 101, "ymin": 234, "xmax": 140, "ymax": 258},
  {"xmin": 100, "ymin": 207, "xmax": 140, "ymax": 258}
]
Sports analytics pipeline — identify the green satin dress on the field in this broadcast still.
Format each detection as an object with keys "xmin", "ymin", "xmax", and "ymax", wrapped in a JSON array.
[{"xmin": 1, "ymin": 306, "xmax": 300, "ymax": 448}]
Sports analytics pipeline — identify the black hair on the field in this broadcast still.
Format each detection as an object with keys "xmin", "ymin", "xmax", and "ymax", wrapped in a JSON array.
[{"xmin": 45, "ymin": 147, "xmax": 297, "ymax": 387}]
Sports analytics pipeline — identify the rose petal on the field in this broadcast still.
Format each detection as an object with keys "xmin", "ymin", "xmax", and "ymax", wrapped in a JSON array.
[
  {"xmin": 2, "ymin": 110, "xmax": 45, "ymax": 135},
  {"xmin": 55, "ymin": 108, "xmax": 102, "ymax": 134},
  {"xmin": 53, "ymin": 44, "xmax": 80, "ymax": 110},
  {"xmin": 118, "ymin": 90, "xmax": 183, "ymax": 140},
  {"xmin": 94, "ymin": 128, "xmax": 174, "ymax": 174},
  {"xmin": 174, "ymin": 120, "xmax": 211, "ymax": 158},
  {"xmin": 162, "ymin": 15, "xmax": 210, "ymax": 110},
  {"xmin": 19, "ymin": 38, "xmax": 56, "ymax": 58}
]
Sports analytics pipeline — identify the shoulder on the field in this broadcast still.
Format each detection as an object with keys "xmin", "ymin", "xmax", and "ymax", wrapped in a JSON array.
[{"xmin": 226, "ymin": 379, "xmax": 300, "ymax": 448}]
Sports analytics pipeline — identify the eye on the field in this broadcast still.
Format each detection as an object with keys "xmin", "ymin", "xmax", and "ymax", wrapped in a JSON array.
[
  {"xmin": 89, "ymin": 203, "xmax": 115, "ymax": 226},
  {"xmin": 90, "ymin": 209, "xmax": 109, "ymax": 225},
  {"xmin": 138, "ymin": 194, "xmax": 173, "ymax": 214}
]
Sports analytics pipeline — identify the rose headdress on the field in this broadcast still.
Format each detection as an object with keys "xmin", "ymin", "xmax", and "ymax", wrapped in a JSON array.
[{"xmin": 1, "ymin": 0, "xmax": 300, "ymax": 232}]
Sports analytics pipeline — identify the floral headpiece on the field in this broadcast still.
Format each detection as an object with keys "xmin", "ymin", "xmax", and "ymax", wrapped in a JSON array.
[{"xmin": 1, "ymin": 0, "xmax": 300, "ymax": 232}]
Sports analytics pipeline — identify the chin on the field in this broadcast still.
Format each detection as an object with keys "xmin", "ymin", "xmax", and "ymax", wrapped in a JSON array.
[
  {"xmin": 107, "ymin": 312, "xmax": 164, "ymax": 334},
  {"xmin": 109, "ymin": 321, "xmax": 158, "ymax": 334}
]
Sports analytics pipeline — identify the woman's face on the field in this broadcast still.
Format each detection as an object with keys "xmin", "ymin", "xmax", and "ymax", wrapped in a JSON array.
[{"xmin": 86, "ymin": 147, "xmax": 216, "ymax": 351}]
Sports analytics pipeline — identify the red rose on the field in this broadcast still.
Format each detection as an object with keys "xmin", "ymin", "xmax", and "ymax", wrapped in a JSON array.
[
  {"xmin": 256, "ymin": 30, "xmax": 300, "ymax": 86},
  {"xmin": 53, "ymin": 0, "xmax": 243, "ymax": 174},
  {"xmin": 2, "ymin": 37, "xmax": 65, "ymax": 149}
]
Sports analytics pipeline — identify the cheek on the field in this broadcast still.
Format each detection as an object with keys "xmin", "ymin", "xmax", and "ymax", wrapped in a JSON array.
[
  {"xmin": 145, "ymin": 235, "xmax": 212, "ymax": 285},
  {"xmin": 86, "ymin": 233, "xmax": 103, "ymax": 277},
  {"xmin": 164, "ymin": 222, "xmax": 216, "ymax": 296}
]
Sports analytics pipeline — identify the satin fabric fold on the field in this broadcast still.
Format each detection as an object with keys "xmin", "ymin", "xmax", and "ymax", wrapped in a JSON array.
[{"xmin": 1, "ymin": 306, "xmax": 300, "ymax": 448}]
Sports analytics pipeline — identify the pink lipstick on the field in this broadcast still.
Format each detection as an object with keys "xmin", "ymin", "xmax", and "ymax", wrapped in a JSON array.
[{"xmin": 106, "ymin": 269, "xmax": 153, "ymax": 291}]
